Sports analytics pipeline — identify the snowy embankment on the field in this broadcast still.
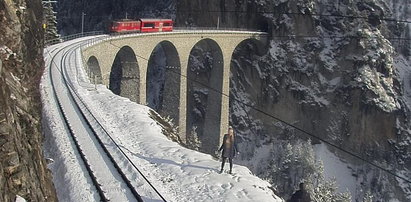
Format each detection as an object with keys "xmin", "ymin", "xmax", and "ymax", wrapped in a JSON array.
[
  {"xmin": 41, "ymin": 38, "xmax": 283, "ymax": 201},
  {"xmin": 314, "ymin": 144, "xmax": 357, "ymax": 196}
]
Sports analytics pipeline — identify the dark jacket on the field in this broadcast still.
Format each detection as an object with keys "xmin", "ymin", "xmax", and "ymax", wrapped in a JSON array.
[
  {"xmin": 288, "ymin": 190, "xmax": 311, "ymax": 202},
  {"xmin": 219, "ymin": 134, "xmax": 238, "ymax": 159}
]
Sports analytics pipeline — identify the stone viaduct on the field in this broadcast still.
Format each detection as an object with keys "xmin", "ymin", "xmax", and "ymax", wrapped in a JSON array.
[{"xmin": 81, "ymin": 30, "xmax": 268, "ymax": 154}]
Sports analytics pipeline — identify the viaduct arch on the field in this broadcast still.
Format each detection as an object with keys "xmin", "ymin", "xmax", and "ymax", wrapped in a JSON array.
[{"xmin": 81, "ymin": 30, "xmax": 268, "ymax": 154}]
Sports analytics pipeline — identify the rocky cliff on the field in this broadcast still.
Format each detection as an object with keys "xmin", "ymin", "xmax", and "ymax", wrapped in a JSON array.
[
  {"xmin": 57, "ymin": 0, "xmax": 175, "ymax": 35},
  {"xmin": 0, "ymin": 0, "xmax": 57, "ymax": 201},
  {"xmin": 177, "ymin": 0, "xmax": 411, "ymax": 201}
]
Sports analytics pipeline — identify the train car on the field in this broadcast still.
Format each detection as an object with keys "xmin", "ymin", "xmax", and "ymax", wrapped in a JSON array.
[
  {"xmin": 109, "ymin": 19, "xmax": 141, "ymax": 33},
  {"xmin": 140, "ymin": 19, "xmax": 173, "ymax": 32},
  {"xmin": 109, "ymin": 19, "xmax": 173, "ymax": 33}
]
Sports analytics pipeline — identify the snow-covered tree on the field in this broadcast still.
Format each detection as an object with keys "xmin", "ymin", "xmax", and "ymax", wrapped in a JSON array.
[
  {"xmin": 267, "ymin": 139, "xmax": 319, "ymax": 196},
  {"xmin": 148, "ymin": 110, "xmax": 184, "ymax": 146},
  {"xmin": 187, "ymin": 126, "xmax": 201, "ymax": 150},
  {"xmin": 43, "ymin": 1, "xmax": 60, "ymax": 44},
  {"xmin": 267, "ymin": 138, "xmax": 351, "ymax": 201},
  {"xmin": 309, "ymin": 178, "xmax": 351, "ymax": 202},
  {"xmin": 362, "ymin": 191, "xmax": 374, "ymax": 202}
]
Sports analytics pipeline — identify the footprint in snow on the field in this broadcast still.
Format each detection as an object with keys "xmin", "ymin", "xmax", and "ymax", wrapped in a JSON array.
[
  {"xmin": 235, "ymin": 189, "xmax": 250, "ymax": 199},
  {"xmin": 221, "ymin": 182, "xmax": 233, "ymax": 189},
  {"xmin": 232, "ymin": 175, "xmax": 241, "ymax": 182}
]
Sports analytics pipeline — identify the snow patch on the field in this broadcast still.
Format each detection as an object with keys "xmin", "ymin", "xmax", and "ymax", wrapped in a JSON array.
[
  {"xmin": 0, "ymin": 45, "xmax": 17, "ymax": 60},
  {"xmin": 15, "ymin": 195, "xmax": 26, "ymax": 202},
  {"xmin": 314, "ymin": 144, "xmax": 357, "ymax": 197}
]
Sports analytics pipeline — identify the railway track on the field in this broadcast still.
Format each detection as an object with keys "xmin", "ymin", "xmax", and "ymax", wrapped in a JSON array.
[{"xmin": 47, "ymin": 39, "xmax": 166, "ymax": 202}]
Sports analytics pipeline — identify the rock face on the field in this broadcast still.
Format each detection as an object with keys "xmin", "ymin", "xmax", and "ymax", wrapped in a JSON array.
[
  {"xmin": 0, "ymin": 0, "xmax": 57, "ymax": 201},
  {"xmin": 177, "ymin": 0, "xmax": 411, "ymax": 201},
  {"xmin": 175, "ymin": 0, "xmax": 268, "ymax": 30},
  {"xmin": 57, "ymin": 0, "xmax": 175, "ymax": 35}
]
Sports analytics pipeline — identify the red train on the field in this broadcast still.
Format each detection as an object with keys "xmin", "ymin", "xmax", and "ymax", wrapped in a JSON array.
[{"xmin": 109, "ymin": 19, "xmax": 173, "ymax": 33}]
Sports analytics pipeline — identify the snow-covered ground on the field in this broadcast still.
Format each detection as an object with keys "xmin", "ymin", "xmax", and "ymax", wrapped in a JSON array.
[
  {"xmin": 314, "ymin": 144, "xmax": 357, "ymax": 196},
  {"xmin": 42, "ymin": 37, "xmax": 283, "ymax": 201}
]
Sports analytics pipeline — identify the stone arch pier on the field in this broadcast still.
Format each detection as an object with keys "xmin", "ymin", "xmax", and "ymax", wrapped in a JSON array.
[{"xmin": 81, "ymin": 30, "xmax": 268, "ymax": 154}]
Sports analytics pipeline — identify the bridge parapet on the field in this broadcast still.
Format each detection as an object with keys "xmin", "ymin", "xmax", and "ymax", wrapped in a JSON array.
[{"xmin": 81, "ymin": 29, "xmax": 268, "ymax": 48}]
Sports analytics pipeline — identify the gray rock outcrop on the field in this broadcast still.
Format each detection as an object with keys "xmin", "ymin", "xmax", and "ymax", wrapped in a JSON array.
[{"xmin": 0, "ymin": 0, "xmax": 57, "ymax": 201}]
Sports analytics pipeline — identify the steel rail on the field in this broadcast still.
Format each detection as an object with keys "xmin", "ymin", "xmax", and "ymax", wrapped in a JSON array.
[
  {"xmin": 48, "ymin": 40, "xmax": 144, "ymax": 201},
  {"xmin": 47, "ymin": 41, "xmax": 109, "ymax": 202},
  {"xmin": 71, "ymin": 41, "xmax": 168, "ymax": 202},
  {"xmin": 60, "ymin": 43, "xmax": 145, "ymax": 202}
]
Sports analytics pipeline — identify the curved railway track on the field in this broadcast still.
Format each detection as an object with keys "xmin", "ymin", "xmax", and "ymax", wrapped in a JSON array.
[{"xmin": 47, "ymin": 39, "xmax": 166, "ymax": 202}]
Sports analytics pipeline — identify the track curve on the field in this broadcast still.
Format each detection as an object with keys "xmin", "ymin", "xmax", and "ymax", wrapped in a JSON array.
[{"xmin": 47, "ymin": 38, "xmax": 165, "ymax": 202}]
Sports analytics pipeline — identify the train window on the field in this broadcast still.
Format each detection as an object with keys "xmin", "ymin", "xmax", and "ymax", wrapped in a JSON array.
[
  {"xmin": 143, "ymin": 23, "xmax": 155, "ymax": 28},
  {"xmin": 164, "ymin": 22, "xmax": 171, "ymax": 26}
]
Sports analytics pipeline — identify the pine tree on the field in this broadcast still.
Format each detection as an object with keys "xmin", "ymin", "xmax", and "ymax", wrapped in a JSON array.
[
  {"xmin": 310, "ymin": 178, "xmax": 352, "ymax": 202},
  {"xmin": 187, "ymin": 126, "xmax": 201, "ymax": 150},
  {"xmin": 268, "ymin": 139, "xmax": 352, "ymax": 200},
  {"xmin": 43, "ymin": 1, "xmax": 60, "ymax": 44},
  {"xmin": 362, "ymin": 191, "xmax": 374, "ymax": 202}
]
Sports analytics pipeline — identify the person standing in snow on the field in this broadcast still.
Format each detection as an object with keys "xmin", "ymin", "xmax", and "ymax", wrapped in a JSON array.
[
  {"xmin": 218, "ymin": 126, "xmax": 238, "ymax": 174},
  {"xmin": 288, "ymin": 182, "xmax": 311, "ymax": 202}
]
